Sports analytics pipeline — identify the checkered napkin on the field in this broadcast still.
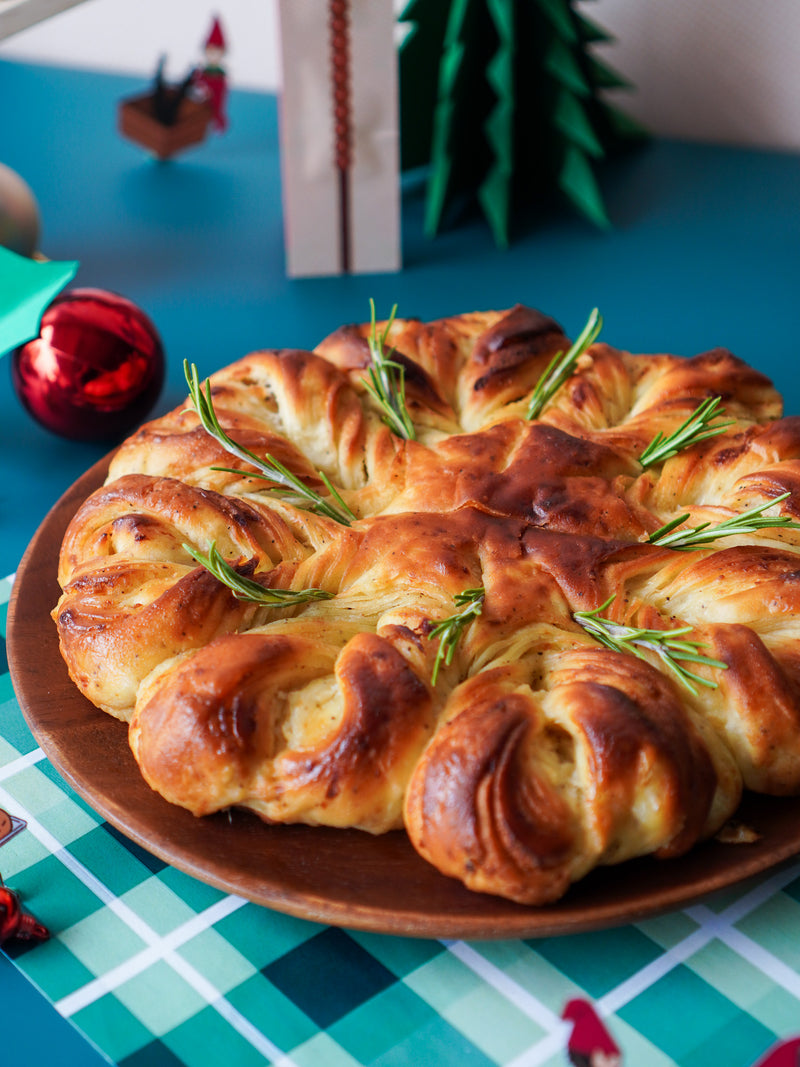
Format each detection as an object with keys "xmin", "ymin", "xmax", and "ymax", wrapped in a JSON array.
[{"xmin": 1, "ymin": 576, "xmax": 799, "ymax": 1067}]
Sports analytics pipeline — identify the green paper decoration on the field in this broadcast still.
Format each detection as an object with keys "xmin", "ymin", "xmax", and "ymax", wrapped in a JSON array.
[
  {"xmin": 0, "ymin": 246, "xmax": 79, "ymax": 357},
  {"xmin": 399, "ymin": 0, "xmax": 454, "ymax": 173},
  {"xmin": 398, "ymin": 0, "xmax": 648, "ymax": 245}
]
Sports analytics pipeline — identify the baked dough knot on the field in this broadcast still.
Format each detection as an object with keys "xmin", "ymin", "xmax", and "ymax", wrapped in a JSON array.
[{"xmin": 53, "ymin": 305, "xmax": 800, "ymax": 905}]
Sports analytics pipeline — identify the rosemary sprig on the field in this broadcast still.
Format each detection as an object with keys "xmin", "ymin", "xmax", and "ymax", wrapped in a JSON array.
[
  {"xmin": 526, "ymin": 307, "xmax": 603, "ymax": 420},
  {"xmin": 638, "ymin": 396, "xmax": 734, "ymax": 469},
  {"xmin": 574, "ymin": 595, "xmax": 727, "ymax": 696},
  {"xmin": 184, "ymin": 360, "xmax": 356, "ymax": 526},
  {"xmin": 360, "ymin": 300, "xmax": 416, "ymax": 440},
  {"xmin": 427, "ymin": 587, "xmax": 485, "ymax": 685},
  {"xmin": 648, "ymin": 491, "xmax": 800, "ymax": 550},
  {"xmin": 184, "ymin": 541, "xmax": 334, "ymax": 606}
]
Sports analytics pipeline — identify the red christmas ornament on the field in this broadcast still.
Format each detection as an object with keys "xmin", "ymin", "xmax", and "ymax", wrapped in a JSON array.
[
  {"xmin": 0, "ymin": 879, "xmax": 49, "ymax": 946},
  {"xmin": 12, "ymin": 288, "xmax": 164, "ymax": 441}
]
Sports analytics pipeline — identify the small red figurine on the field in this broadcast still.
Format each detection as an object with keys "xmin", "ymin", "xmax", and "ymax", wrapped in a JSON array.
[
  {"xmin": 563, "ymin": 998, "xmax": 622, "ymax": 1067},
  {"xmin": 0, "ymin": 877, "xmax": 49, "ymax": 947},
  {"xmin": 195, "ymin": 16, "xmax": 228, "ymax": 132},
  {"xmin": 751, "ymin": 1037, "xmax": 800, "ymax": 1067}
]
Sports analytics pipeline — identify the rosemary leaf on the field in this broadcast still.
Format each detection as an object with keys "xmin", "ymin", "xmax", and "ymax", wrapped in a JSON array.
[
  {"xmin": 361, "ymin": 300, "xmax": 416, "ymax": 440},
  {"xmin": 573, "ymin": 595, "xmax": 727, "ymax": 696},
  {"xmin": 648, "ymin": 491, "xmax": 800, "ymax": 550},
  {"xmin": 184, "ymin": 541, "xmax": 333, "ymax": 606},
  {"xmin": 526, "ymin": 308, "xmax": 603, "ymax": 420},
  {"xmin": 638, "ymin": 396, "xmax": 734, "ymax": 470},
  {"xmin": 427, "ymin": 587, "xmax": 485, "ymax": 685},
  {"xmin": 184, "ymin": 360, "xmax": 355, "ymax": 525}
]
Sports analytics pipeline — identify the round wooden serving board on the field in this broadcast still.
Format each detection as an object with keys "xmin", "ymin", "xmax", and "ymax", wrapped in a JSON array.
[{"xmin": 8, "ymin": 456, "xmax": 800, "ymax": 939}]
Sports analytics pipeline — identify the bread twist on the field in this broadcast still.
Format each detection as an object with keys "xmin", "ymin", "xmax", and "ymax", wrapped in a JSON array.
[{"xmin": 53, "ymin": 305, "xmax": 800, "ymax": 904}]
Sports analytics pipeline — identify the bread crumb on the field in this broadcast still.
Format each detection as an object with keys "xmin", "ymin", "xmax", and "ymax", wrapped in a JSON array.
[{"xmin": 715, "ymin": 820, "xmax": 762, "ymax": 845}]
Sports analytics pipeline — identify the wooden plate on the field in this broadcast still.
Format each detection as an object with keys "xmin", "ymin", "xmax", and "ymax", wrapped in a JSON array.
[{"xmin": 8, "ymin": 457, "xmax": 800, "ymax": 940}]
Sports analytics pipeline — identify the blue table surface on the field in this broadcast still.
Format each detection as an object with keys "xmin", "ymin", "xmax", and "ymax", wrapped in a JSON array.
[{"xmin": 2, "ymin": 56, "xmax": 800, "ymax": 1066}]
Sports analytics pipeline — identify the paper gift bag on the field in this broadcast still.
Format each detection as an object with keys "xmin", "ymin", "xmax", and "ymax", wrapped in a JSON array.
[{"xmin": 277, "ymin": 0, "xmax": 402, "ymax": 277}]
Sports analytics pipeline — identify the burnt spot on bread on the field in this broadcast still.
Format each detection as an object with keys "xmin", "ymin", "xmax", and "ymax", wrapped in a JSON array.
[
  {"xmin": 212, "ymin": 691, "xmax": 259, "ymax": 748},
  {"xmin": 688, "ymin": 348, "xmax": 773, "ymax": 388},
  {"xmin": 472, "ymin": 305, "xmax": 565, "ymax": 366},
  {"xmin": 379, "ymin": 623, "xmax": 425, "ymax": 653},
  {"xmin": 511, "ymin": 423, "xmax": 635, "ymax": 479},
  {"xmin": 568, "ymin": 377, "xmax": 594, "ymax": 411},
  {"xmin": 392, "ymin": 351, "xmax": 453, "ymax": 419},
  {"xmin": 471, "ymin": 306, "xmax": 565, "ymax": 392},
  {"xmin": 110, "ymin": 513, "xmax": 158, "ymax": 543},
  {"xmin": 317, "ymin": 325, "xmax": 371, "ymax": 369}
]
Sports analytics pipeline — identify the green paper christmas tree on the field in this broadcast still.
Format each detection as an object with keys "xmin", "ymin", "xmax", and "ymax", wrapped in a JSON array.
[{"xmin": 398, "ymin": 0, "xmax": 647, "ymax": 246}]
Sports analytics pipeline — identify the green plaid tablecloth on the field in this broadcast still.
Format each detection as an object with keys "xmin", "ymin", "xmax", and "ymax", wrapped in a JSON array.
[{"xmin": 1, "ymin": 576, "xmax": 799, "ymax": 1067}]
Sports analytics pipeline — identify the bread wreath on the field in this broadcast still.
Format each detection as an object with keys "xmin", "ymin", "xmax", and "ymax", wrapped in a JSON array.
[{"xmin": 53, "ymin": 305, "xmax": 800, "ymax": 905}]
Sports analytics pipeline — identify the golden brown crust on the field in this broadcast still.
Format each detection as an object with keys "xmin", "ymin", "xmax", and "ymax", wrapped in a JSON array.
[
  {"xmin": 405, "ymin": 647, "xmax": 740, "ymax": 905},
  {"xmin": 53, "ymin": 303, "xmax": 800, "ymax": 905},
  {"xmin": 130, "ymin": 629, "xmax": 434, "ymax": 832},
  {"xmin": 55, "ymin": 562, "xmax": 259, "ymax": 720}
]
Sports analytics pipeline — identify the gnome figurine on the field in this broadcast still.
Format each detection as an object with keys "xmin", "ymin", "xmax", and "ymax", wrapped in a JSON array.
[{"xmin": 195, "ymin": 16, "xmax": 228, "ymax": 131}]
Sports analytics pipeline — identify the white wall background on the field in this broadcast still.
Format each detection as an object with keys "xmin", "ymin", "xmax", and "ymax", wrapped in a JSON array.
[
  {"xmin": 0, "ymin": 0, "xmax": 283, "ymax": 91},
  {"xmin": 1, "ymin": 0, "xmax": 800, "ymax": 151},
  {"xmin": 592, "ymin": 0, "xmax": 800, "ymax": 152}
]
